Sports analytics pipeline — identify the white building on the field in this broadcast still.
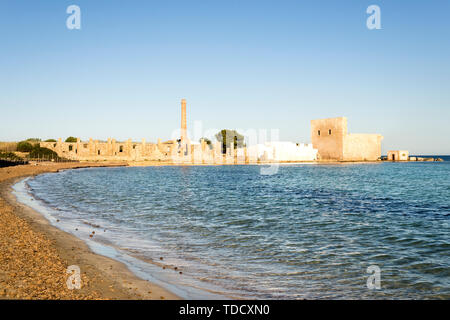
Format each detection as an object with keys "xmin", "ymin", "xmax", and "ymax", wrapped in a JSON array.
[
  {"xmin": 387, "ymin": 150, "xmax": 409, "ymax": 161},
  {"xmin": 248, "ymin": 142, "xmax": 318, "ymax": 162}
]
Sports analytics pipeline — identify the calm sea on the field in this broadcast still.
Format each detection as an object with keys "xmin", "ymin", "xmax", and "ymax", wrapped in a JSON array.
[{"xmin": 15, "ymin": 159, "xmax": 450, "ymax": 299}]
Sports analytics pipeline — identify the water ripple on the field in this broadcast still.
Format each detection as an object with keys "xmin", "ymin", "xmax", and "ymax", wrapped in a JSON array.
[{"xmin": 25, "ymin": 163, "xmax": 450, "ymax": 299}]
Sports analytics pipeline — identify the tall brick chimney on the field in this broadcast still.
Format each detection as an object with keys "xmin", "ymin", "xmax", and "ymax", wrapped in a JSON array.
[{"xmin": 181, "ymin": 98, "xmax": 187, "ymax": 142}]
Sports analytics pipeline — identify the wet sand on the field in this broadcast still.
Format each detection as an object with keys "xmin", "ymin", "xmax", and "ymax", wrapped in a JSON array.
[{"xmin": 0, "ymin": 161, "xmax": 179, "ymax": 300}]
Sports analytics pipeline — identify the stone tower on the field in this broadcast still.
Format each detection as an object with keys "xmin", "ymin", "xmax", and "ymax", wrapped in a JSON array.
[{"xmin": 311, "ymin": 117, "xmax": 383, "ymax": 161}]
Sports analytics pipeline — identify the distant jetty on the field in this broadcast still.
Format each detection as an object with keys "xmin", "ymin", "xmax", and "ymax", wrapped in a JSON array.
[
  {"xmin": 384, "ymin": 150, "xmax": 444, "ymax": 162},
  {"xmin": 410, "ymin": 157, "xmax": 444, "ymax": 162}
]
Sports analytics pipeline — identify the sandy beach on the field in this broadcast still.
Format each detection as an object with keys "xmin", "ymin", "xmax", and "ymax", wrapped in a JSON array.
[{"xmin": 0, "ymin": 161, "xmax": 179, "ymax": 300}]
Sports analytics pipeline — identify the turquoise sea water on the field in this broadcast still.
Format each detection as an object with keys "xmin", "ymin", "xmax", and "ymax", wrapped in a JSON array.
[{"xmin": 18, "ymin": 160, "xmax": 450, "ymax": 299}]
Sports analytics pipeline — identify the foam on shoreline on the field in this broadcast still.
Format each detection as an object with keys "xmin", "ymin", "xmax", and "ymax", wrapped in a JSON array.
[
  {"xmin": 0, "ymin": 162, "xmax": 180, "ymax": 300},
  {"xmin": 12, "ymin": 175, "xmax": 228, "ymax": 300}
]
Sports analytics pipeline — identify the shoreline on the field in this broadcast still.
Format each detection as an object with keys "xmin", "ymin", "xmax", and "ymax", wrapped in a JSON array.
[
  {"xmin": 0, "ymin": 162, "xmax": 180, "ymax": 299},
  {"xmin": 1, "ymin": 160, "xmax": 444, "ymax": 300}
]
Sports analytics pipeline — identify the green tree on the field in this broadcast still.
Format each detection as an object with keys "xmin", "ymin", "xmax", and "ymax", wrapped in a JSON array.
[
  {"xmin": 29, "ymin": 145, "xmax": 59, "ymax": 159},
  {"xmin": 16, "ymin": 141, "xmax": 33, "ymax": 152},
  {"xmin": 65, "ymin": 136, "xmax": 78, "ymax": 143},
  {"xmin": 45, "ymin": 139, "xmax": 57, "ymax": 142},
  {"xmin": 215, "ymin": 130, "xmax": 245, "ymax": 154}
]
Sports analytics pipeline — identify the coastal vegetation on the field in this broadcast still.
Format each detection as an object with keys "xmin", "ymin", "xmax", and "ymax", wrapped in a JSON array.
[
  {"xmin": 215, "ymin": 129, "xmax": 245, "ymax": 153},
  {"xmin": 16, "ymin": 141, "xmax": 33, "ymax": 152},
  {"xmin": 65, "ymin": 137, "xmax": 78, "ymax": 143},
  {"xmin": 28, "ymin": 145, "xmax": 59, "ymax": 159},
  {"xmin": 0, "ymin": 151, "xmax": 23, "ymax": 161},
  {"xmin": 15, "ymin": 138, "xmax": 43, "ymax": 152},
  {"xmin": 0, "ymin": 139, "xmax": 44, "ymax": 153},
  {"xmin": 0, "ymin": 151, "xmax": 27, "ymax": 167},
  {"xmin": 5, "ymin": 139, "xmax": 60, "ymax": 160}
]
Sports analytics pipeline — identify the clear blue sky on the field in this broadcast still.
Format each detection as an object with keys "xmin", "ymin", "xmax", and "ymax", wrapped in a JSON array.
[{"xmin": 1, "ymin": 0, "xmax": 449, "ymax": 154}]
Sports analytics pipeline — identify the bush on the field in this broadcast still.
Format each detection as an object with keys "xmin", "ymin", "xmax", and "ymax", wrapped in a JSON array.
[
  {"xmin": 45, "ymin": 139, "xmax": 57, "ymax": 142},
  {"xmin": 65, "ymin": 136, "xmax": 78, "ymax": 143},
  {"xmin": 29, "ymin": 146, "xmax": 59, "ymax": 159},
  {"xmin": 26, "ymin": 138, "xmax": 41, "ymax": 143},
  {"xmin": 0, "ymin": 152, "xmax": 23, "ymax": 161},
  {"xmin": 17, "ymin": 141, "xmax": 33, "ymax": 152}
]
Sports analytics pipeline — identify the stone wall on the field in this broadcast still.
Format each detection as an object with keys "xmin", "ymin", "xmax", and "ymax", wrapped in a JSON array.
[
  {"xmin": 40, "ymin": 138, "xmax": 169, "ymax": 161},
  {"xmin": 344, "ymin": 134, "xmax": 383, "ymax": 161}
]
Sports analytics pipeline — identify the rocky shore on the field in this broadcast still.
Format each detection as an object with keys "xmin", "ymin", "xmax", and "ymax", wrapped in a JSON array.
[{"xmin": 0, "ymin": 162, "xmax": 179, "ymax": 300}]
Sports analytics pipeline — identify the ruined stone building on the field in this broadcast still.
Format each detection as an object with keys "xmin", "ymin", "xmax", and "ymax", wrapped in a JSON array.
[
  {"xmin": 40, "ymin": 137, "xmax": 178, "ymax": 162},
  {"xmin": 311, "ymin": 117, "xmax": 383, "ymax": 161},
  {"xmin": 40, "ymin": 101, "xmax": 382, "ymax": 163}
]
